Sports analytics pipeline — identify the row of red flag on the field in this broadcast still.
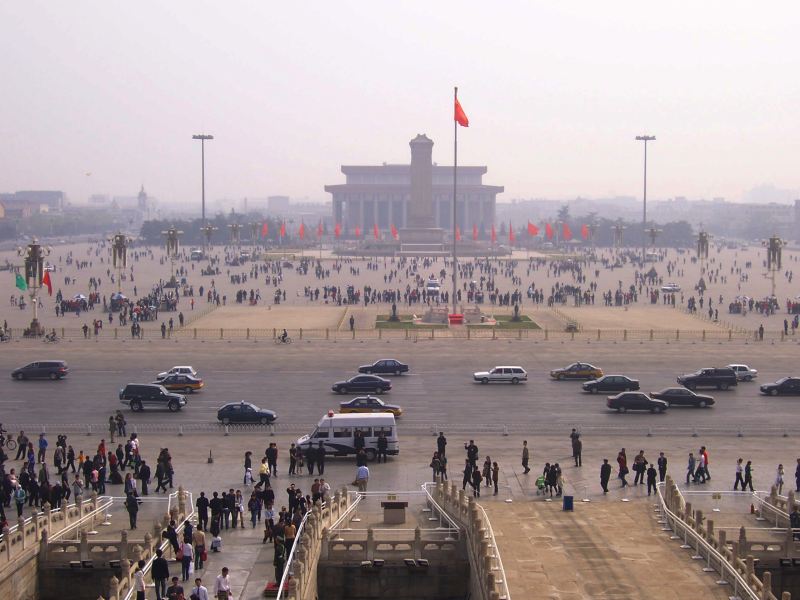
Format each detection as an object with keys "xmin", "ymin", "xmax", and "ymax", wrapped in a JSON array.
[{"xmin": 258, "ymin": 221, "xmax": 591, "ymax": 242}]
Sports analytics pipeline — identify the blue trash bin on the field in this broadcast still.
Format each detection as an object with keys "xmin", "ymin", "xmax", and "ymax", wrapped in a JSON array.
[{"xmin": 562, "ymin": 495, "xmax": 574, "ymax": 511}]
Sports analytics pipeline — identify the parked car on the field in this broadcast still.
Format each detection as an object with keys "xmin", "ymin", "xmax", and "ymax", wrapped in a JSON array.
[
  {"xmin": 332, "ymin": 374, "xmax": 392, "ymax": 395},
  {"xmin": 607, "ymin": 392, "xmax": 668, "ymax": 413},
  {"xmin": 760, "ymin": 377, "xmax": 800, "ymax": 396},
  {"xmin": 473, "ymin": 366, "xmax": 528, "ymax": 384},
  {"xmin": 153, "ymin": 374, "xmax": 204, "ymax": 393},
  {"xmin": 651, "ymin": 387, "xmax": 715, "ymax": 408},
  {"xmin": 339, "ymin": 396, "xmax": 403, "ymax": 417},
  {"xmin": 661, "ymin": 283, "xmax": 681, "ymax": 293},
  {"xmin": 726, "ymin": 364, "xmax": 758, "ymax": 382},
  {"xmin": 11, "ymin": 360, "xmax": 69, "ymax": 380},
  {"xmin": 582, "ymin": 375, "xmax": 639, "ymax": 393},
  {"xmin": 217, "ymin": 401, "xmax": 277, "ymax": 424},
  {"xmin": 119, "ymin": 383, "xmax": 186, "ymax": 412},
  {"xmin": 550, "ymin": 362, "xmax": 603, "ymax": 380},
  {"xmin": 677, "ymin": 367, "xmax": 738, "ymax": 390},
  {"xmin": 358, "ymin": 359, "xmax": 409, "ymax": 376},
  {"xmin": 156, "ymin": 366, "xmax": 198, "ymax": 380}
]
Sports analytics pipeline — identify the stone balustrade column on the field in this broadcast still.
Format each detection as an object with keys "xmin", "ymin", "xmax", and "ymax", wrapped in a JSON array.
[
  {"xmin": 120, "ymin": 531, "xmax": 129, "ymax": 561},
  {"xmin": 120, "ymin": 558, "xmax": 131, "ymax": 587},
  {"xmin": 762, "ymin": 571, "xmax": 772, "ymax": 600},
  {"xmin": 80, "ymin": 530, "xmax": 89, "ymax": 561},
  {"xmin": 486, "ymin": 571, "xmax": 496, "ymax": 594},
  {"xmin": 3, "ymin": 527, "xmax": 10, "ymax": 560},
  {"xmin": 18, "ymin": 517, "xmax": 26, "ymax": 550},
  {"xmin": 718, "ymin": 530, "xmax": 727, "ymax": 555},
  {"xmin": 706, "ymin": 519, "xmax": 714, "ymax": 543},
  {"xmin": 684, "ymin": 501, "xmax": 692, "ymax": 522},
  {"xmin": 321, "ymin": 527, "xmax": 330, "ymax": 560},
  {"xmin": 414, "ymin": 527, "xmax": 422, "ymax": 559},
  {"xmin": 178, "ymin": 486, "xmax": 186, "ymax": 516},
  {"xmin": 144, "ymin": 532, "xmax": 153, "ymax": 552},
  {"xmin": 781, "ymin": 591, "xmax": 791, "ymax": 600},
  {"xmin": 770, "ymin": 485, "xmax": 778, "ymax": 505},
  {"xmin": 731, "ymin": 541, "xmax": 740, "ymax": 562},
  {"xmin": 788, "ymin": 490, "xmax": 796, "ymax": 511},
  {"xmin": 745, "ymin": 555, "xmax": 754, "ymax": 580},
  {"xmin": 108, "ymin": 575, "xmax": 120, "ymax": 600},
  {"xmin": 39, "ymin": 529, "xmax": 49, "ymax": 562},
  {"xmin": 739, "ymin": 526, "xmax": 748, "ymax": 552},
  {"xmin": 366, "ymin": 527, "xmax": 374, "ymax": 561},
  {"xmin": 694, "ymin": 509, "xmax": 704, "ymax": 533}
]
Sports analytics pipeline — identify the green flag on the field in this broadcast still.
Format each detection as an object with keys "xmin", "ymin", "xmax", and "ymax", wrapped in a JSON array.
[{"xmin": 15, "ymin": 273, "xmax": 27, "ymax": 291}]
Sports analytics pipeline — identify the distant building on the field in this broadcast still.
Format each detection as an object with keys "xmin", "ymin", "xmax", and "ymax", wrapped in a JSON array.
[
  {"xmin": 13, "ymin": 190, "xmax": 64, "ymax": 212},
  {"xmin": 267, "ymin": 196, "xmax": 291, "ymax": 213}
]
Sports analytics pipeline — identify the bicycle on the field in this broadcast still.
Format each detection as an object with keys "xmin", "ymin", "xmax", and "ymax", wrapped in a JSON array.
[
  {"xmin": 43, "ymin": 336, "xmax": 59, "ymax": 343},
  {"xmin": 274, "ymin": 336, "xmax": 293, "ymax": 344},
  {"xmin": 0, "ymin": 434, "xmax": 16, "ymax": 451}
]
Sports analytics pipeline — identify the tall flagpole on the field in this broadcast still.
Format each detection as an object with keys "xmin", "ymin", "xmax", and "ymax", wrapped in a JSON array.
[{"xmin": 452, "ymin": 86, "xmax": 458, "ymax": 317}]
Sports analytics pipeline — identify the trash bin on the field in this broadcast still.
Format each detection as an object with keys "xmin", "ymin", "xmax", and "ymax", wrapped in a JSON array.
[{"xmin": 562, "ymin": 495, "xmax": 574, "ymax": 511}]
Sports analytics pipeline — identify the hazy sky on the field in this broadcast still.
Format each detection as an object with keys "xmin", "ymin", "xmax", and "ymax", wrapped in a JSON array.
[{"xmin": 2, "ymin": 2, "xmax": 800, "ymax": 207}]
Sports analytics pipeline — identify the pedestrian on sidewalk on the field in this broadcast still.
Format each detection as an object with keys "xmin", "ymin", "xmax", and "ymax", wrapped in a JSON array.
[
  {"xmin": 152, "ymin": 548, "xmax": 169, "ymax": 600},
  {"xmin": 657, "ymin": 452, "xmax": 668, "ymax": 482},
  {"xmin": 686, "ymin": 453, "xmax": 696, "ymax": 484},
  {"xmin": 180, "ymin": 540, "xmax": 193, "ymax": 582},
  {"xmin": 795, "ymin": 458, "xmax": 800, "ymax": 492},
  {"xmin": 437, "ymin": 431, "xmax": 447, "ymax": 457},
  {"xmin": 492, "ymin": 462, "xmax": 500, "ymax": 495},
  {"xmin": 617, "ymin": 449, "xmax": 628, "ymax": 488},
  {"xmin": 355, "ymin": 464, "xmax": 369, "ymax": 492},
  {"xmin": 570, "ymin": 429, "xmax": 582, "ymax": 467},
  {"xmin": 193, "ymin": 525, "xmax": 206, "ymax": 571},
  {"xmin": 214, "ymin": 567, "xmax": 233, "ymax": 599},
  {"xmin": 134, "ymin": 560, "xmax": 146, "ymax": 600},
  {"xmin": 647, "ymin": 464, "xmax": 658, "ymax": 496},
  {"xmin": 744, "ymin": 460, "xmax": 755, "ymax": 492},
  {"xmin": 521, "ymin": 440, "xmax": 530, "ymax": 474},
  {"xmin": 734, "ymin": 458, "xmax": 745, "ymax": 491},
  {"xmin": 600, "ymin": 459, "xmax": 611, "ymax": 493},
  {"xmin": 776, "ymin": 464, "xmax": 785, "ymax": 495},
  {"xmin": 191, "ymin": 578, "xmax": 210, "ymax": 600}
]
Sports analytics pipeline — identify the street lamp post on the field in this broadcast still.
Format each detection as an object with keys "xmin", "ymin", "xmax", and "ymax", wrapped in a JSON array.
[
  {"xmin": 109, "ymin": 232, "xmax": 131, "ymax": 294},
  {"xmin": 18, "ymin": 238, "xmax": 50, "ymax": 336},
  {"xmin": 635, "ymin": 135, "xmax": 656, "ymax": 265},
  {"xmin": 162, "ymin": 226, "xmax": 183, "ymax": 287},
  {"xmin": 192, "ymin": 134, "xmax": 214, "ymax": 229}
]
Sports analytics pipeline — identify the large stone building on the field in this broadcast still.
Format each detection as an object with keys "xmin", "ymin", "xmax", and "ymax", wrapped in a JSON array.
[{"xmin": 325, "ymin": 135, "xmax": 503, "ymax": 234}]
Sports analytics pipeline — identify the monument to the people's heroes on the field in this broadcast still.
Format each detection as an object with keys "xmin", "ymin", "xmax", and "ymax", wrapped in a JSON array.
[{"xmin": 400, "ymin": 134, "xmax": 446, "ymax": 249}]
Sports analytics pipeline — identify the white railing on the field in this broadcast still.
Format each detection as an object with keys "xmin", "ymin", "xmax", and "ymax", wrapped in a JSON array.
[
  {"xmin": 422, "ymin": 482, "xmax": 463, "ymax": 535},
  {"xmin": 473, "ymin": 501, "xmax": 511, "ymax": 600},
  {"xmin": 274, "ymin": 507, "xmax": 313, "ymax": 600},
  {"xmin": 656, "ymin": 482, "xmax": 760, "ymax": 600}
]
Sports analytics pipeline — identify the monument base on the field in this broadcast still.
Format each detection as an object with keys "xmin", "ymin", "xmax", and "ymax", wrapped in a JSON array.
[{"xmin": 398, "ymin": 228, "xmax": 446, "ymax": 256}]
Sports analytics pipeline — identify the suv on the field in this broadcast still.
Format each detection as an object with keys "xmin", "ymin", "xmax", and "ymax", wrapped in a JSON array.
[
  {"xmin": 726, "ymin": 364, "xmax": 758, "ymax": 382},
  {"xmin": 119, "ymin": 384, "xmax": 187, "ymax": 412},
  {"xmin": 12, "ymin": 360, "xmax": 69, "ymax": 380},
  {"xmin": 473, "ymin": 366, "xmax": 527, "ymax": 384},
  {"xmin": 677, "ymin": 367, "xmax": 738, "ymax": 391}
]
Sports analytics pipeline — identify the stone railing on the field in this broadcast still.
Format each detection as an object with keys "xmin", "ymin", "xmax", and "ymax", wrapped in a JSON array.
[
  {"xmin": 659, "ymin": 477, "xmax": 791, "ymax": 600},
  {"xmin": 432, "ymin": 481, "xmax": 510, "ymax": 600},
  {"xmin": 323, "ymin": 527, "xmax": 461, "ymax": 562}
]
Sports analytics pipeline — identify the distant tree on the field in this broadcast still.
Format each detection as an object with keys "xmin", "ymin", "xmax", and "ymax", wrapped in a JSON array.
[{"xmin": 557, "ymin": 204, "xmax": 571, "ymax": 222}]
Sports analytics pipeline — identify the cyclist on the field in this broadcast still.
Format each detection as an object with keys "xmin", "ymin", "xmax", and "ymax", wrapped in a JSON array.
[
  {"xmin": 280, "ymin": 329, "xmax": 289, "ymax": 343},
  {"xmin": 45, "ymin": 329, "xmax": 58, "ymax": 342}
]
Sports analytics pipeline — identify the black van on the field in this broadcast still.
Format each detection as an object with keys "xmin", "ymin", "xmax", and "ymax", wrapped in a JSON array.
[
  {"xmin": 119, "ymin": 384, "xmax": 186, "ymax": 412},
  {"xmin": 12, "ymin": 360, "xmax": 69, "ymax": 380},
  {"xmin": 677, "ymin": 367, "xmax": 738, "ymax": 391}
]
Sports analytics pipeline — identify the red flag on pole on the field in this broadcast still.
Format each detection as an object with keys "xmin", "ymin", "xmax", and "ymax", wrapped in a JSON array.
[
  {"xmin": 373, "ymin": 224, "xmax": 379, "ymax": 240},
  {"xmin": 527, "ymin": 221, "xmax": 539, "ymax": 236},
  {"xmin": 354, "ymin": 225, "xmax": 361, "ymax": 238},
  {"xmin": 454, "ymin": 97, "xmax": 469, "ymax": 127},
  {"xmin": 335, "ymin": 223, "xmax": 342, "ymax": 238},
  {"xmin": 317, "ymin": 221, "xmax": 323, "ymax": 238},
  {"xmin": 491, "ymin": 223, "xmax": 497, "ymax": 243},
  {"xmin": 279, "ymin": 221, "xmax": 286, "ymax": 238},
  {"xmin": 42, "ymin": 271, "xmax": 52, "ymax": 296},
  {"xmin": 472, "ymin": 224, "xmax": 478, "ymax": 241},
  {"xmin": 509, "ymin": 224, "xmax": 515, "ymax": 243},
  {"xmin": 261, "ymin": 222, "xmax": 268, "ymax": 238},
  {"xmin": 562, "ymin": 223, "xmax": 573, "ymax": 241},
  {"xmin": 455, "ymin": 226, "xmax": 461, "ymax": 241},
  {"xmin": 390, "ymin": 224, "xmax": 399, "ymax": 240},
  {"xmin": 581, "ymin": 224, "xmax": 589, "ymax": 240},
  {"xmin": 298, "ymin": 222, "xmax": 305, "ymax": 240},
  {"xmin": 545, "ymin": 223, "xmax": 553, "ymax": 240}
]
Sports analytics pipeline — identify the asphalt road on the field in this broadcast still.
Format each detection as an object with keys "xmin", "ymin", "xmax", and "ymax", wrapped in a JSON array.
[{"xmin": 1, "ymin": 339, "xmax": 798, "ymax": 435}]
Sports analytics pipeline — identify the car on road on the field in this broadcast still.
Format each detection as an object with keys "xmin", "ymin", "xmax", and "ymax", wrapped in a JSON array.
[
  {"xmin": 339, "ymin": 395, "xmax": 403, "ymax": 416},
  {"xmin": 157, "ymin": 366, "xmax": 198, "ymax": 380},
  {"xmin": 358, "ymin": 359, "xmax": 409, "ymax": 376},
  {"xmin": 11, "ymin": 360, "xmax": 69, "ymax": 380},
  {"xmin": 217, "ymin": 401, "xmax": 277, "ymax": 424},
  {"xmin": 332, "ymin": 374, "xmax": 392, "ymax": 395},
  {"xmin": 550, "ymin": 362, "xmax": 603, "ymax": 380},
  {"xmin": 650, "ymin": 387, "xmax": 715, "ymax": 408},
  {"xmin": 727, "ymin": 364, "xmax": 758, "ymax": 382},
  {"xmin": 119, "ymin": 383, "xmax": 186, "ymax": 412},
  {"xmin": 607, "ymin": 392, "xmax": 668, "ymax": 413},
  {"xmin": 473, "ymin": 366, "xmax": 528, "ymax": 384},
  {"xmin": 677, "ymin": 367, "xmax": 738, "ymax": 390},
  {"xmin": 153, "ymin": 374, "xmax": 204, "ymax": 393},
  {"xmin": 759, "ymin": 377, "xmax": 800, "ymax": 396},
  {"xmin": 582, "ymin": 375, "xmax": 639, "ymax": 393},
  {"xmin": 661, "ymin": 283, "xmax": 681, "ymax": 293}
]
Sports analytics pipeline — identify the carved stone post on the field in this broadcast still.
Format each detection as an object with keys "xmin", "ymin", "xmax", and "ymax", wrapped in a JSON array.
[
  {"xmin": 178, "ymin": 486, "xmax": 186, "ymax": 516},
  {"xmin": 108, "ymin": 575, "xmax": 120, "ymax": 600},
  {"xmin": 762, "ymin": 571, "xmax": 772, "ymax": 599},
  {"xmin": 80, "ymin": 530, "xmax": 89, "ymax": 561},
  {"xmin": 366, "ymin": 527, "xmax": 374, "ymax": 561},
  {"xmin": 739, "ymin": 526, "xmax": 748, "ymax": 553},
  {"xmin": 414, "ymin": 527, "xmax": 422, "ymax": 559},
  {"xmin": 120, "ymin": 530, "xmax": 129, "ymax": 561},
  {"xmin": 39, "ymin": 528, "xmax": 49, "ymax": 562},
  {"xmin": 18, "ymin": 517, "xmax": 26, "ymax": 550}
]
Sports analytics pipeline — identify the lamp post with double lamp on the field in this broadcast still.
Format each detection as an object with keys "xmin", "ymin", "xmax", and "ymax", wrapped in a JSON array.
[
  {"xmin": 109, "ymin": 232, "xmax": 131, "ymax": 294},
  {"xmin": 162, "ymin": 227, "xmax": 183, "ymax": 288},
  {"xmin": 192, "ymin": 134, "xmax": 214, "ymax": 228},
  {"xmin": 18, "ymin": 238, "xmax": 51, "ymax": 336},
  {"xmin": 635, "ymin": 135, "xmax": 656, "ymax": 265}
]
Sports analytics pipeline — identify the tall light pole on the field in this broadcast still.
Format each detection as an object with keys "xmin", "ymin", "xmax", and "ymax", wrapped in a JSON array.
[
  {"xmin": 18, "ymin": 238, "xmax": 50, "ymax": 336},
  {"xmin": 635, "ymin": 135, "xmax": 655, "ymax": 264},
  {"xmin": 192, "ymin": 134, "xmax": 214, "ymax": 228}
]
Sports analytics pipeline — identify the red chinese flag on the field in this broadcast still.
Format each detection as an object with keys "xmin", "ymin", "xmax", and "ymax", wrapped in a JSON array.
[
  {"xmin": 354, "ymin": 225, "xmax": 361, "ymax": 238},
  {"xmin": 509, "ymin": 224, "xmax": 515, "ymax": 243},
  {"xmin": 42, "ymin": 271, "xmax": 52, "ymax": 296},
  {"xmin": 261, "ymin": 222, "xmax": 268, "ymax": 238},
  {"xmin": 562, "ymin": 223, "xmax": 573, "ymax": 241},
  {"xmin": 279, "ymin": 221, "xmax": 286, "ymax": 238},
  {"xmin": 491, "ymin": 223, "xmax": 497, "ymax": 243},
  {"xmin": 390, "ymin": 224, "xmax": 399, "ymax": 240},
  {"xmin": 455, "ymin": 226, "xmax": 461, "ymax": 241},
  {"xmin": 335, "ymin": 223, "xmax": 342, "ymax": 238},
  {"xmin": 472, "ymin": 224, "xmax": 478, "ymax": 241},
  {"xmin": 527, "ymin": 221, "xmax": 539, "ymax": 236},
  {"xmin": 454, "ymin": 97, "xmax": 469, "ymax": 127},
  {"xmin": 373, "ymin": 224, "xmax": 379, "ymax": 240},
  {"xmin": 545, "ymin": 223, "xmax": 553, "ymax": 240},
  {"xmin": 298, "ymin": 222, "xmax": 305, "ymax": 240},
  {"xmin": 317, "ymin": 221, "xmax": 323, "ymax": 238},
  {"xmin": 581, "ymin": 224, "xmax": 589, "ymax": 240}
]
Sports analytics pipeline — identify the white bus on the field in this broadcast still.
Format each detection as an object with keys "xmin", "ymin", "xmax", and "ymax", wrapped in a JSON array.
[{"xmin": 296, "ymin": 412, "xmax": 399, "ymax": 460}]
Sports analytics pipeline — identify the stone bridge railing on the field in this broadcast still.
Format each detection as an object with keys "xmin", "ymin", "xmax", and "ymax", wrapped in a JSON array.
[{"xmin": 323, "ymin": 527, "xmax": 461, "ymax": 562}]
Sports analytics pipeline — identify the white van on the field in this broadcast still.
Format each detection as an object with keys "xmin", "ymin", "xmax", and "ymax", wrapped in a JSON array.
[{"xmin": 296, "ymin": 412, "xmax": 399, "ymax": 460}]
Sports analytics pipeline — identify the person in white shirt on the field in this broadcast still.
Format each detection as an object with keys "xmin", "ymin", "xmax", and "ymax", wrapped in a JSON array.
[
  {"xmin": 213, "ymin": 567, "xmax": 232, "ymax": 599},
  {"xmin": 319, "ymin": 478, "xmax": 331, "ymax": 504},
  {"xmin": 191, "ymin": 577, "xmax": 210, "ymax": 600},
  {"xmin": 134, "ymin": 560, "xmax": 146, "ymax": 600}
]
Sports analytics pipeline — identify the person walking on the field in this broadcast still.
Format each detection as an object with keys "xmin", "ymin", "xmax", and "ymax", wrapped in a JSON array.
[
  {"xmin": 695, "ymin": 451, "xmax": 707, "ymax": 484},
  {"xmin": 570, "ymin": 429, "xmax": 582, "ymax": 467},
  {"xmin": 193, "ymin": 525, "xmax": 206, "ymax": 571},
  {"xmin": 600, "ymin": 459, "xmax": 612, "ymax": 493},
  {"xmin": 633, "ymin": 450, "xmax": 647, "ymax": 485},
  {"xmin": 744, "ymin": 460, "xmax": 755, "ymax": 492},
  {"xmin": 316, "ymin": 441, "xmax": 325, "ymax": 475},
  {"xmin": 617, "ymin": 449, "xmax": 628, "ymax": 488},
  {"xmin": 657, "ymin": 452, "xmax": 668, "ymax": 482},
  {"xmin": 214, "ymin": 567, "xmax": 233, "ymax": 599},
  {"xmin": 152, "ymin": 548, "xmax": 170, "ymax": 600},
  {"xmin": 266, "ymin": 443, "xmax": 278, "ymax": 477},
  {"xmin": 133, "ymin": 560, "xmax": 146, "ymax": 600},
  {"xmin": 437, "ymin": 432, "xmax": 447, "ymax": 457},
  {"xmin": 355, "ymin": 464, "xmax": 369, "ymax": 492},
  {"xmin": 470, "ymin": 465, "xmax": 482, "ymax": 498},
  {"xmin": 196, "ymin": 492, "xmax": 209, "ymax": 531},
  {"xmin": 462, "ymin": 459, "xmax": 472, "ymax": 491},
  {"xmin": 686, "ymin": 453, "xmax": 696, "ymax": 484},
  {"xmin": 646, "ymin": 463, "xmax": 658, "ymax": 496},
  {"xmin": 492, "ymin": 462, "xmax": 500, "ymax": 496},
  {"xmin": 139, "ymin": 460, "xmax": 150, "ymax": 496},
  {"xmin": 125, "ymin": 491, "xmax": 139, "ymax": 530},
  {"xmin": 377, "ymin": 432, "xmax": 388, "ymax": 463},
  {"xmin": 430, "ymin": 452, "xmax": 441, "ymax": 482},
  {"xmin": 180, "ymin": 539, "xmax": 193, "ymax": 582},
  {"xmin": 776, "ymin": 464, "xmax": 785, "ymax": 495},
  {"xmin": 701, "ymin": 446, "xmax": 711, "ymax": 481},
  {"xmin": 288, "ymin": 444, "xmax": 297, "ymax": 476},
  {"xmin": 521, "ymin": 440, "xmax": 530, "ymax": 474},
  {"xmin": 191, "ymin": 578, "xmax": 210, "ymax": 600}
]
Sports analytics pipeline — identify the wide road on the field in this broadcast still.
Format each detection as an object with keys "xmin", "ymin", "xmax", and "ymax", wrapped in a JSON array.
[{"xmin": 1, "ymin": 339, "xmax": 798, "ymax": 434}]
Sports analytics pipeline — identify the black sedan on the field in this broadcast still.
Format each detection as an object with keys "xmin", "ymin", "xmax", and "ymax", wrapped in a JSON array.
[
  {"xmin": 358, "ymin": 359, "xmax": 409, "ymax": 376},
  {"xmin": 583, "ymin": 375, "xmax": 639, "ymax": 394},
  {"xmin": 607, "ymin": 392, "xmax": 668, "ymax": 413},
  {"xmin": 651, "ymin": 388, "xmax": 715, "ymax": 408},
  {"xmin": 760, "ymin": 377, "xmax": 800, "ymax": 396},
  {"xmin": 332, "ymin": 374, "xmax": 392, "ymax": 395},
  {"xmin": 217, "ymin": 401, "xmax": 277, "ymax": 425}
]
